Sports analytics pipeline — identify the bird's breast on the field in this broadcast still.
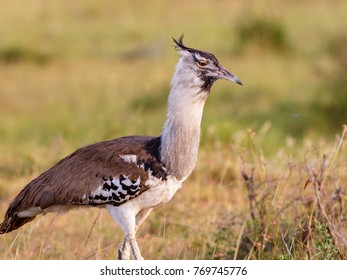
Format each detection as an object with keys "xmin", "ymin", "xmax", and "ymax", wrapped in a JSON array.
[{"xmin": 134, "ymin": 175, "xmax": 183, "ymax": 209}]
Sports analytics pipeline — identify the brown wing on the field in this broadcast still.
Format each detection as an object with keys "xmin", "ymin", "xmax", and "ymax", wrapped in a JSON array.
[{"xmin": 0, "ymin": 136, "xmax": 166, "ymax": 234}]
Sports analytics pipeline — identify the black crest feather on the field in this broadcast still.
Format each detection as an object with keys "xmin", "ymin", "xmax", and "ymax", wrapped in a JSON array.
[
  {"xmin": 172, "ymin": 34, "xmax": 189, "ymax": 51},
  {"xmin": 172, "ymin": 34, "xmax": 219, "ymax": 63}
]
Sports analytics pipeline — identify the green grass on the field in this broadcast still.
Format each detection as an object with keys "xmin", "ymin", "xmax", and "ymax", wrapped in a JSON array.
[{"xmin": 0, "ymin": 0, "xmax": 346, "ymax": 259}]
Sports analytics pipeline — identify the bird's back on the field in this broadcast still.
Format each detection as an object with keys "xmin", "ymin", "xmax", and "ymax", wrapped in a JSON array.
[{"xmin": 0, "ymin": 135, "xmax": 167, "ymax": 234}]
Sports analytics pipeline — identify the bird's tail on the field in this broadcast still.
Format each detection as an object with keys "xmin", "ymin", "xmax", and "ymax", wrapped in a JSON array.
[
  {"xmin": 0, "ymin": 179, "xmax": 41, "ymax": 234},
  {"xmin": 0, "ymin": 215, "xmax": 36, "ymax": 234}
]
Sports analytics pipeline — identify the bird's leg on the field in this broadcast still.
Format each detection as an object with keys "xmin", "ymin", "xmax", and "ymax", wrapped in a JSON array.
[
  {"xmin": 117, "ymin": 208, "xmax": 152, "ymax": 259},
  {"xmin": 127, "ymin": 235, "xmax": 143, "ymax": 260},
  {"xmin": 118, "ymin": 237, "xmax": 131, "ymax": 260},
  {"xmin": 135, "ymin": 208, "xmax": 153, "ymax": 231},
  {"xmin": 115, "ymin": 208, "xmax": 152, "ymax": 260},
  {"xmin": 106, "ymin": 205, "xmax": 143, "ymax": 260}
]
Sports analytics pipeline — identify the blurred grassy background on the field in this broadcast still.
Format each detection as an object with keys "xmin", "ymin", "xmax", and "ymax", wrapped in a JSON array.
[{"xmin": 0, "ymin": 0, "xmax": 346, "ymax": 259}]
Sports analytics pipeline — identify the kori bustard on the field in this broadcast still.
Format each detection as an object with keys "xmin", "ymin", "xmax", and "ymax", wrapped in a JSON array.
[{"xmin": 0, "ymin": 36, "xmax": 242, "ymax": 259}]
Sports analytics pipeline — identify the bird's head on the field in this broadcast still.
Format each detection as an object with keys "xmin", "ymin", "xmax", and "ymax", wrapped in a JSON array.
[{"xmin": 172, "ymin": 35, "xmax": 242, "ymax": 94}]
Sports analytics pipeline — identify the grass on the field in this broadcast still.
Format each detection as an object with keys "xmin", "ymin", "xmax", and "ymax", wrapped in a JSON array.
[{"xmin": 0, "ymin": 0, "xmax": 347, "ymax": 259}]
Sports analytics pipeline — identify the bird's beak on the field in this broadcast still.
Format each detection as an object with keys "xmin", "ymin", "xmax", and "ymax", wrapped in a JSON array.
[{"xmin": 217, "ymin": 66, "xmax": 243, "ymax": 85}]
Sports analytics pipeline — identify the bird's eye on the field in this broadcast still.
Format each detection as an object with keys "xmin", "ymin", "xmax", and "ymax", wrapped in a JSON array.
[{"xmin": 197, "ymin": 60, "xmax": 207, "ymax": 67}]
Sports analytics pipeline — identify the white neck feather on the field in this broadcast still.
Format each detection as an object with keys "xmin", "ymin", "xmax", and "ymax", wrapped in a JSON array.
[{"xmin": 160, "ymin": 58, "xmax": 209, "ymax": 180}]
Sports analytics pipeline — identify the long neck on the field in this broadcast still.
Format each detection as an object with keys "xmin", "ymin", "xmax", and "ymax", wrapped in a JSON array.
[{"xmin": 160, "ymin": 61, "xmax": 209, "ymax": 180}]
